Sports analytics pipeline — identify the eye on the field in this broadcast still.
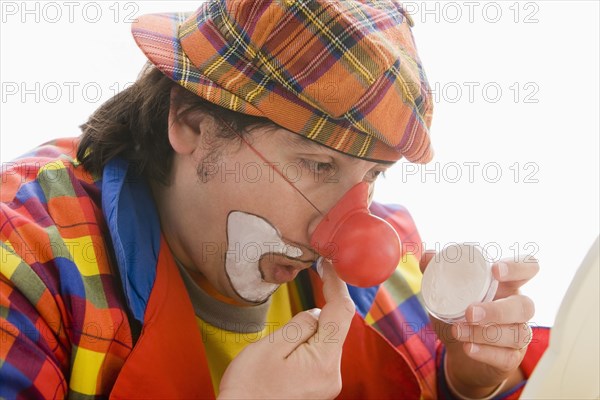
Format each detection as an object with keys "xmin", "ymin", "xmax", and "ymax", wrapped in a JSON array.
[
  {"xmin": 299, "ymin": 159, "xmax": 335, "ymax": 175},
  {"xmin": 365, "ymin": 169, "xmax": 386, "ymax": 182}
]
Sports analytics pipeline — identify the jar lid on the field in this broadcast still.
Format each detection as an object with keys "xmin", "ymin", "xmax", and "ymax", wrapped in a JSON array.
[{"xmin": 421, "ymin": 243, "xmax": 497, "ymax": 322}]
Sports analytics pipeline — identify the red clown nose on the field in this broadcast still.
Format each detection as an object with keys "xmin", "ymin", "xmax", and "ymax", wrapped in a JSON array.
[{"xmin": 310, "ymin": 182, "xmax": 402, "ymax": 287}]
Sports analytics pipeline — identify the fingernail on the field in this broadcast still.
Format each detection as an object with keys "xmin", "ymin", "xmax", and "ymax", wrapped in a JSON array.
[
  {"xmin": 471, "ymin": 306, "xmax": 485, "ymax": 322},
  {"xmin": 497, "ymin": 262, "xmax": 508, "ymax": 279},
  {"xmin": 307, "ymin": 308, "xmax": 322, "ymax": 318},
  {"xmin": 316, "ymin": 257, "xmax": 324, "ymax": 278},
  {"xmin": 469, "ymin": 343, "xmax": 480, "ymax": 353},
  {"xmin": 452, "ymin": 324, "xmax": 465, "ymax": 341}
]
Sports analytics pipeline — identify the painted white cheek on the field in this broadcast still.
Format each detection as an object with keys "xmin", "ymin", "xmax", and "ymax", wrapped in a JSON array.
[{"xmin": 225, "ymin": 212, "xmax": 285, "ymax": 302}]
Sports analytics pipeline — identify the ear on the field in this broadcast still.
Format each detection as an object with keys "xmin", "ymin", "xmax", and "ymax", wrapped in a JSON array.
[{"xmin": 167, "ymin": 87, "xmax": 209, "ymax": 155}]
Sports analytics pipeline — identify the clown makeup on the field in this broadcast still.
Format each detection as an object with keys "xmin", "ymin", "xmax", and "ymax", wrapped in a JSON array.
[{"xmin": 225, "ymin": 211, "xmax": 308, "ymax": 304}]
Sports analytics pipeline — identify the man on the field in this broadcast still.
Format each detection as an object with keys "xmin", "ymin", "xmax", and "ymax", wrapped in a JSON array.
[{"xmin": 0, "ymin": 0, "xmax": 548, "ymax": 398}]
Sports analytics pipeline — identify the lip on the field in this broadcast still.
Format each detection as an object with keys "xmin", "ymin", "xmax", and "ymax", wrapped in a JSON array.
[{"xmin": 259, "ymin": 253, "xmax": 313, "ymax": 284}]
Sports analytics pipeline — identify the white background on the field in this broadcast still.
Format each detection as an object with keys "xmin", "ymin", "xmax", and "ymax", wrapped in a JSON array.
[{"xmin": 1, "ymin": 0, "xmax": 598, "ymax": 327}]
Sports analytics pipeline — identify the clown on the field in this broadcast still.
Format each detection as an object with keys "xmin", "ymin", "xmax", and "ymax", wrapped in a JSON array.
[{"xmin": 0, "ymin": 0, "xmax": 549, "ymax": 399}]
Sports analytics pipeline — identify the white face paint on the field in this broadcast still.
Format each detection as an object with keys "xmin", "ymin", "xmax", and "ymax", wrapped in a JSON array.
[
  {"xmin": 421, "ymin": 243, "xmax": 498, "ymax": 323},
  {"xmin": 225, "ymin": 211, "xmax": 304, "ymax": 303}
]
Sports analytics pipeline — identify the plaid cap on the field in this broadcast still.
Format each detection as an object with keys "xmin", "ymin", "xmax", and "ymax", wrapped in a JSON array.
[{"xmin": 131, "ymin": 0, "xmax": 433, "ymax": 163}]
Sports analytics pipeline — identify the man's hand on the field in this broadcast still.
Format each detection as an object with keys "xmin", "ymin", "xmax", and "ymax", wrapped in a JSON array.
[
  {"xmin": 420, "ymin": 251, "xmax": 538, "ymax": 398},
  {"xmin": 218, "ymin": 260, "xmax": 355, "ymax": 399}
]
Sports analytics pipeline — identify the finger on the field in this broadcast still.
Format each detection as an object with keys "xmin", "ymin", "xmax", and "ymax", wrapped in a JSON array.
[
  {"xmin": 492, "ymin": 258, "xmax": 540, "ymax": 285},
  {"xmin": 462, "ymin": 342, "xmax": 527, "ymax": 374},
  {"xmin": 492, "ymin": 259, "xmax": 540, "ymax": 299},
  {"xmin": 310, "ymin": 259, "xmax": 355, "ymax": 352},
  {"xmin": 270, "ymin": 308, "xmax": 321, "ymax": 358},
  {"xmin": 465, "ymin": 295, "xmax": 535, "ymax": 325},
  {"xmin": 452, "ymin": 322, "xmax": 534, "ymax": 350},
  {"xmin": 419, "ymin": 250, "xmax": 437, "ymax": 273}
]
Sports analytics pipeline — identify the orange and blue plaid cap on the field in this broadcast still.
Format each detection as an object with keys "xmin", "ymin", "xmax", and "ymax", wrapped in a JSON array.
[{"xmin": 132, "ymin": 0, "xmax": 434, "ymax": 163}]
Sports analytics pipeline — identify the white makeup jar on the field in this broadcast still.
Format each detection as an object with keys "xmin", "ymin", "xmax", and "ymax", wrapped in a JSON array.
[{"xmin": 421, "ymin": 243, "xmax": 498, "ymax": 323}]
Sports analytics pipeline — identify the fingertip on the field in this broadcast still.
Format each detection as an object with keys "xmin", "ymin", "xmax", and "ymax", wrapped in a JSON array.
[
  {"xmin": 460, "ymin": 341, "xmax": 473, "ymax": 356},
  {"xmin": 449, "ymin": 324, "xmax": 460, "ymax": 341},
  {"xmin": 492, "ymin": 258, "xmax": 540, "ymax": 282},
  {"xmin": 338, "ymin": 295, "xmax": 357, "ymax": 316},
  {"xmin": 468, "ymin": 342, "xmax": 480, "ymax": 354},
  {"xmin": 493, "ymin": 262, "xmax": 509, "ymax": 280},
  {"xmin": 315, "ymin": 257, "xmax": 325, "ymax": 278},
  {"xmin": 465, "ymin": 303, "xmax": 487, "ymax": 323},
  {"xmin": 522, "ymin": 296, "xmax": 536, "ymax": 321},
  {"xmin": 419, "ymin": 250, "xmax": 436, "ymax": 273},
  {"xmin": 289, "ymin": 309, "xmax": 321, "ymax": 333},
  {"xmin": 319, "ymin": 258, "xmax": 338, "ymax": 281},
  {"xmin": 528, "ymin": 258, "xmax": 541, "ymax": 274}
]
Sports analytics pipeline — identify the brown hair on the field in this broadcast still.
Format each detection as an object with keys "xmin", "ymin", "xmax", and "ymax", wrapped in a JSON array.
[{"xmin": 77, "ymin": 63, "xmax": 275, "ymax": 185}]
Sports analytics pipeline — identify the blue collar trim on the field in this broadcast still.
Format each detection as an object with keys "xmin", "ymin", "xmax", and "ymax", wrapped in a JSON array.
[{"xmin": 102, "ymin": 159, "xmax": 161, "ymax": 324}]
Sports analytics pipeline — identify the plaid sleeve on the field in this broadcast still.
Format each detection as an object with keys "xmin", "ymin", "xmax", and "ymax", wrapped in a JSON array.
[
  {"xmin": 1, "ymin": 146, "xmax": 77, "ymax": 398},
  {"xmin": 1, "ymin": 244, "xmax": 69, "ymax": 398},
  {"xmin": 1, "ymin": 141, "xmax": 134, "ymax": 398},
  {"xmin": 368, "ymin": 202, "xmax": 440, "ymax": 398}
]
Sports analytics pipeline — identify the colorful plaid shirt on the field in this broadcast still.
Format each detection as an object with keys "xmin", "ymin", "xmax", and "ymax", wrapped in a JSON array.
[{"xmin": 1, "ymin": 139, "xmax": 548, "ymax": 399}]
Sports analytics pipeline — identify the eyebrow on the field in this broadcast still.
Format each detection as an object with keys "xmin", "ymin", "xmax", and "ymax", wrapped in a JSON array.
[
  {"xmin": 286, "ymin": 132, "xmax": 395, "ymax": 168},
  {"xmin": 287, "ymin": 132, "xmax": 329, "ymax": 153}
]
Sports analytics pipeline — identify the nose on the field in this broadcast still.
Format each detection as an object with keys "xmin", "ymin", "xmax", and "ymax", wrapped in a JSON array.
[{"xmin": 309, "ymin": 182, "xmax": 401, "ymax": 287}]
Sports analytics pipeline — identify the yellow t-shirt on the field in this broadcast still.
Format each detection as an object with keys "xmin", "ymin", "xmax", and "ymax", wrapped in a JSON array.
[
  {"xmin": 175, "ymin": 261, "xmax": 293, "ymax": 395},
  {"xmin": 195, "ymin": 284, "xmax": 293, "ymax": 392}
]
